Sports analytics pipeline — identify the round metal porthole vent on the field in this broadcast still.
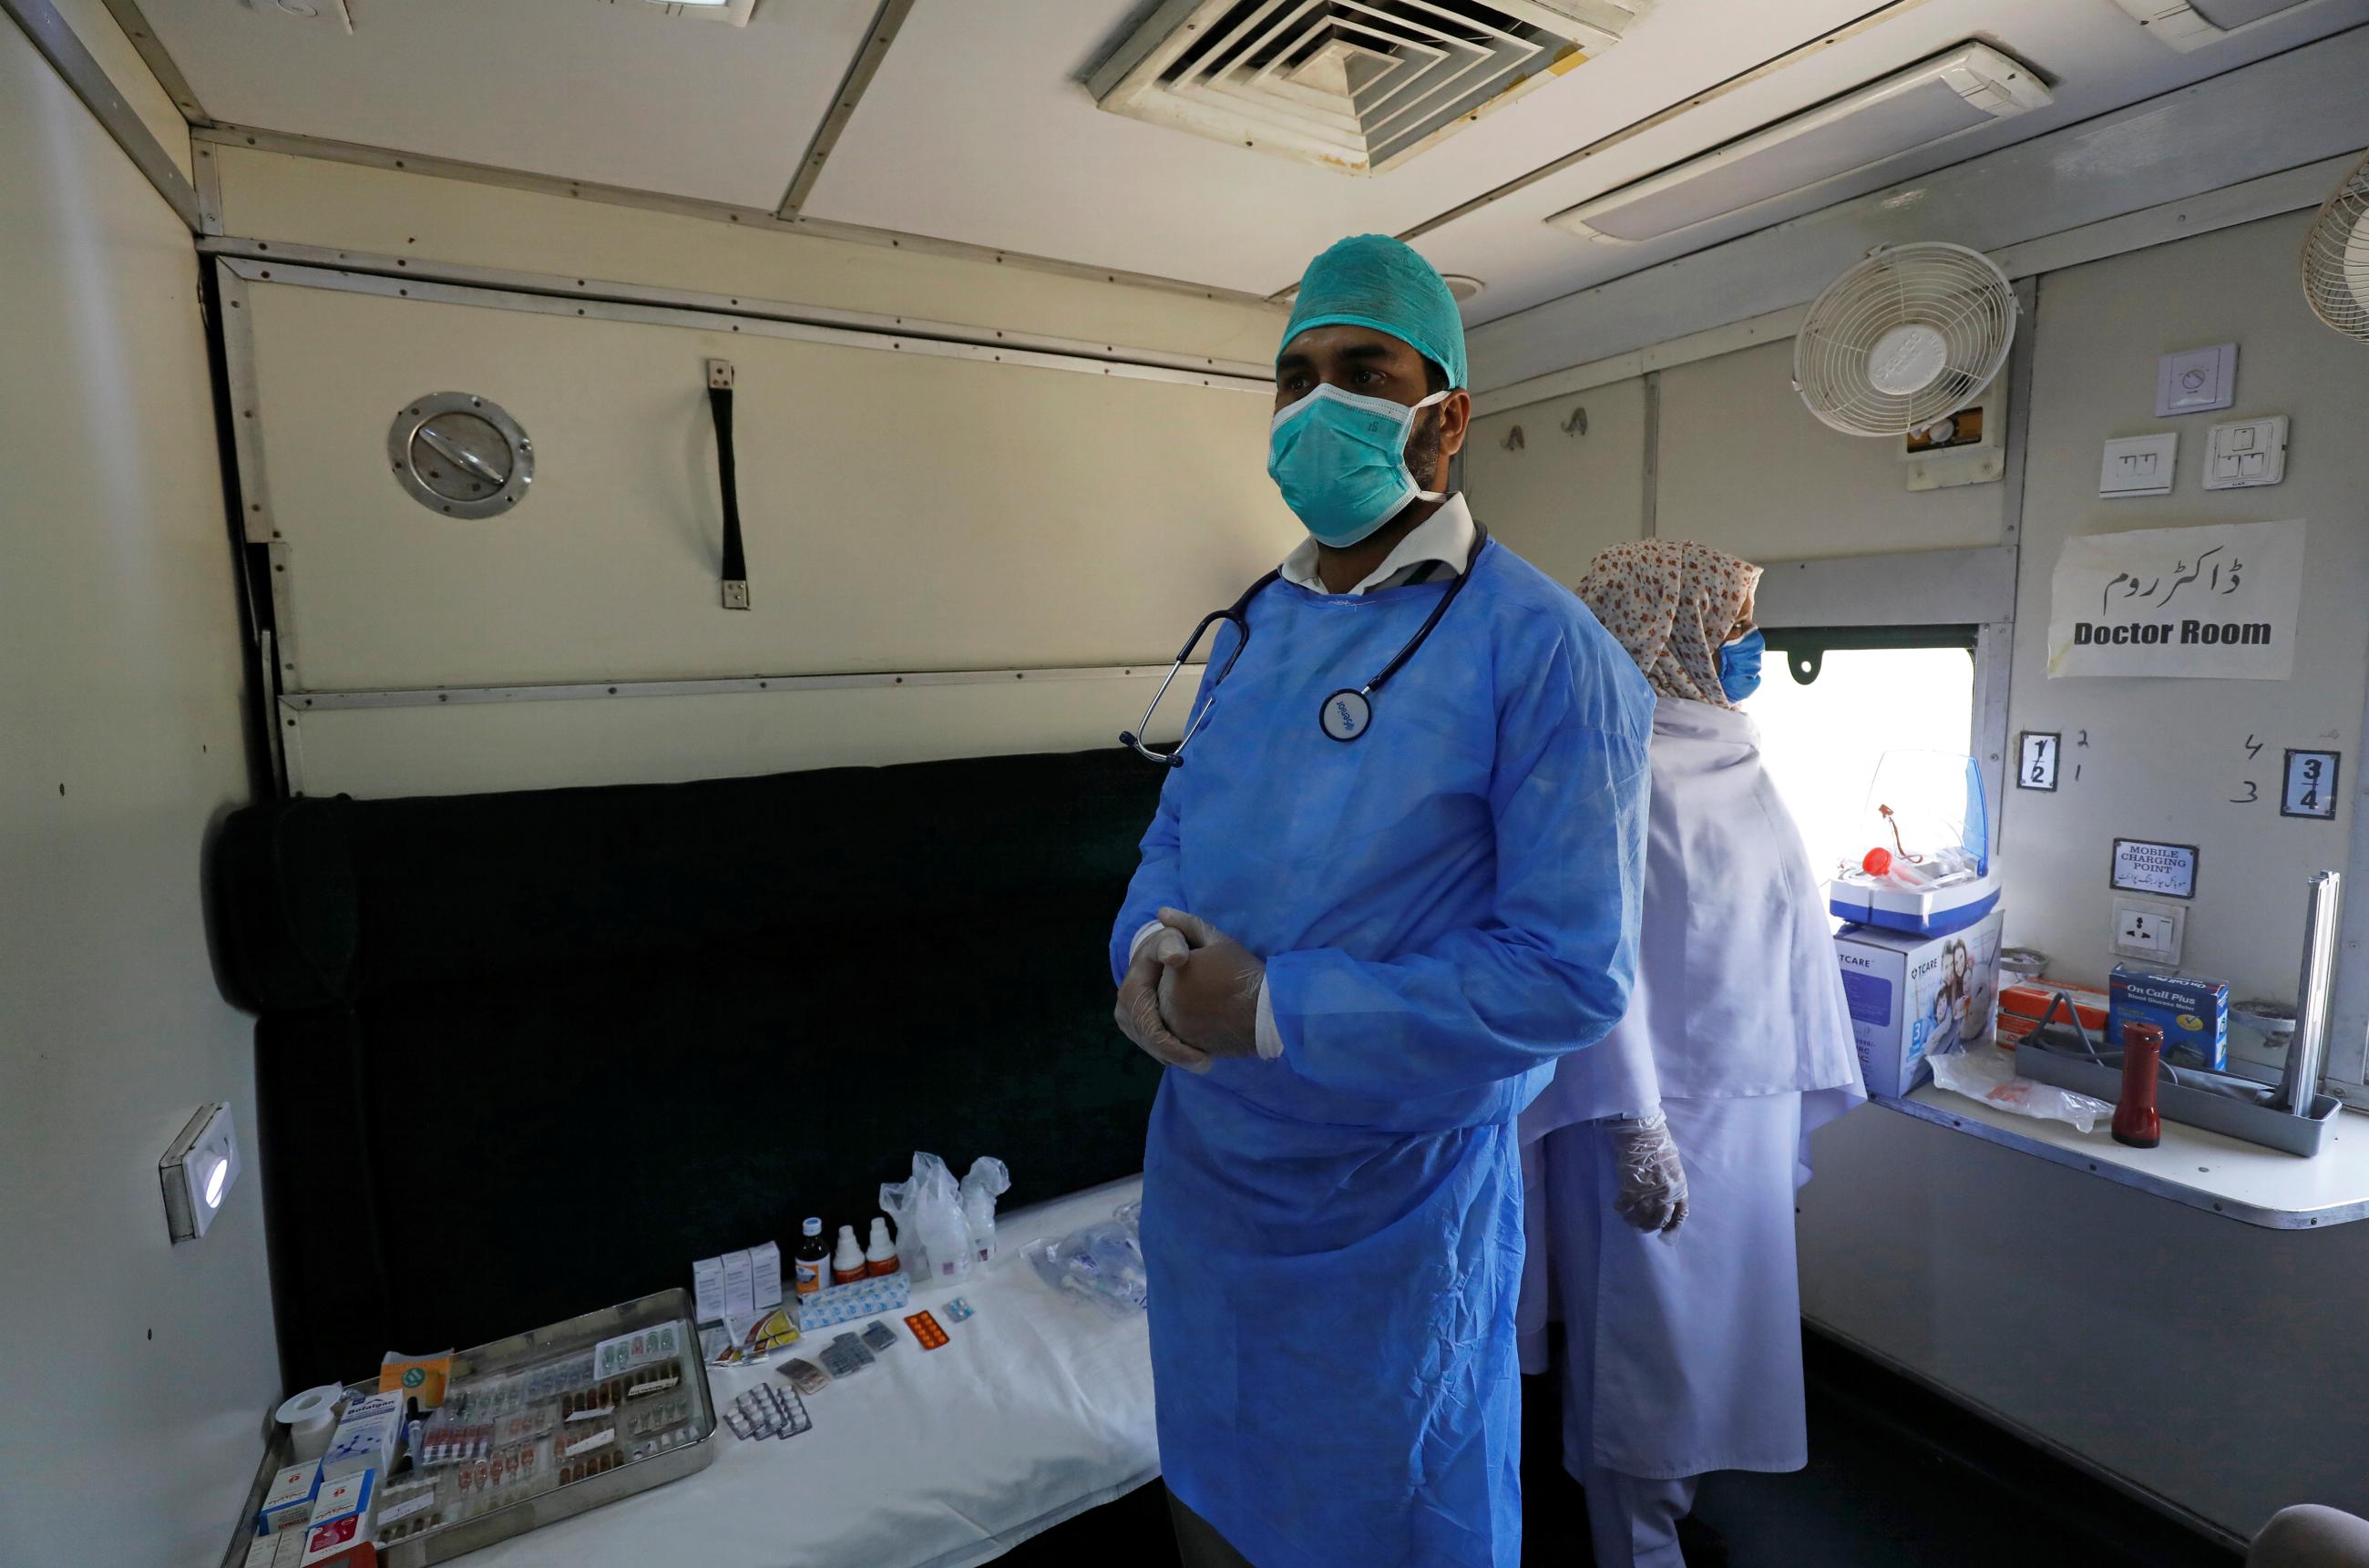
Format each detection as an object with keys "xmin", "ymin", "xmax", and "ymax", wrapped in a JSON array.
[{"xmin": 387, "ymin": 393, "xmax": 533, "ymax": 518}]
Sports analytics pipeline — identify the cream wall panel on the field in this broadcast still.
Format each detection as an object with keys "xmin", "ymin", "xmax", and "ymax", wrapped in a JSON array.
[
  {"xmin": 0, "ymin": 19, "xmax": 276, "ymax": 1567},
  {"xmin": 1657, "ymin": 339, "xmax": 2009, "ymax": 561},
  {"xmin": 1800, "ymin": 1105, "xmax": 2369, "ymax": 1542},
  {"xmin": 46, "ymin": 0, "xmax": 192, "ymax": 182},
  {"xmin": 1999, "ymin": 212, "xmax": 2369, "ymax": 1002},
  {"xmin": 245, "ymin": 280, "xmax": 1297, "ymax": 692},
  {"xmin": 1464, "ymin": 376, "xmax": 1646, "ymax": 588},
  {"xmin": 211, "ymin": 147, "xmax": 1287, "ymax": 365},
  {"xmin": 287, "ymin": 676, "xmax": 1187, "ymax": 799}
]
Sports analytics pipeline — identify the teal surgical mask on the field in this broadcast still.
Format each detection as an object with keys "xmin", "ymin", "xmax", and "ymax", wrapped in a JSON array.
[{"xmin": 1267, "ymin": 384, "xmax": 1450, "ymax": 548}]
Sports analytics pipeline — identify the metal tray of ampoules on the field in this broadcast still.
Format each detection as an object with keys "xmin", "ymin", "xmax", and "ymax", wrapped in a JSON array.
[{"xmin": 225, "ymin": 1287, "xmax": 716, "ymax": 1568}]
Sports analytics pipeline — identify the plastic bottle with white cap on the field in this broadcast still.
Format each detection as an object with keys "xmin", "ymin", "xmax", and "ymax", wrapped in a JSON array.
[
  {"xmin": 865, "ymin": 1217, "xmax": 897, "ymax": 1277},
  {"xmin": 831, "ymin": 1225, "xmax": 867, "ymax": 1286}
]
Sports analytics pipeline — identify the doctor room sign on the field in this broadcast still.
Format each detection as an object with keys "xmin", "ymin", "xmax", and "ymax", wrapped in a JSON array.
[{"xmin": 2047, "ymin": 519, "xmax": 2305, "ymax": 680}]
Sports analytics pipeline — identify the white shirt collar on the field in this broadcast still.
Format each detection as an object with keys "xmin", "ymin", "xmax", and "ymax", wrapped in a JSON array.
[{"xmin": 1277, "ymin": 493, "xmax": 1478, "ymax": 597}]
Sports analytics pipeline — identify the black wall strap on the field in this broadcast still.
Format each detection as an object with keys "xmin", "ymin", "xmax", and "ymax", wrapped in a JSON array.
[{"xmin": 707, "ymin": 374, "xmax": 751, "ymax": 610}]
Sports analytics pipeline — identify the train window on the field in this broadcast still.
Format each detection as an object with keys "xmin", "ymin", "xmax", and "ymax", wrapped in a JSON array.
[{"xmin": 1741, "ymin": 632, "xmax": 1979, "ymax": 882}]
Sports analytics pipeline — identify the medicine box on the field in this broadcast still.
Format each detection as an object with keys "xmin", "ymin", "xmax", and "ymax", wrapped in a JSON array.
[
  {"xmin": 256, "ymin": 1461, "xmax": 320, "ymax": 1533},
  {"xmin": 2108, "ymin": 965, "xmax": 2229, "ymax": 1071},
  {"xmin": 749, "ymin": 1241, "xmax": 783, "ymax": 1311},
  {"xmin": 793, "ymin": 1271, "xmax": 910, "ymax": 1333},
  {"xmin": 318, "ymin": 1392, "xmax": 399, "ymax": 1481},
  {"xmin": 308, "ymin": 1466, "xmax": 375, "ymax": 1532},
  {"xmin": 296, "ymin": 1512, "xmax": 373, "ymax": 1567},
  {"xmin": 1835, "ymin": 907, "xmax": 2006, "ymax": 1098},
  {"xmin": 244, "ymin": 1533, "xmax": 310, "ymax": 1568}
]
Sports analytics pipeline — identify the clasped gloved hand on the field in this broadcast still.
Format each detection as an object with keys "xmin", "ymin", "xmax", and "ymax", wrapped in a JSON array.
[
  {"xmin": 1114, "ymin": 924, "xmax": 1211, "ymax": 1075},
  {"xmin": 1608, "ymin": 1110, "xmax": 1689, "ymax": 1237},
  {"xmin": 1151, "ymin": 908, "xmax": 1267, "ymax": 1061}
]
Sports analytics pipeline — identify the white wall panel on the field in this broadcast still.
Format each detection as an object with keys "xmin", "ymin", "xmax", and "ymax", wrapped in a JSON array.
[
  {"xmin": 49, "ymin": 0, "xmax": 191, "ymax": 181},
  {"xmin": 285, "ymin": 675, "xmax": 1184, "ymax": 800},
  {"xmin": 2000, "ymin": 213, "xmax": 2369, "ymax": 1003},
  {"xmin": 1800, "ymin": 1105, "xmax": 2369, "ymax": 1542},
  {"xmin": 1464, "ymin": 375, "xmax": 1648, "ymax": 587},
  {"xmin": 210, "ymin": 146, "xmax": 1287, "ymax": 367},
  {"xmin": 0, "ymin": 15, "xmax": 277, "ymax": 1566},
  {"xmin": 242, "ymin": 278, "xmax": 1296, "ymax": 693},
  {"xmin": 1656, "ymin": 338, "xmax": 2009, "ymax": 561}
]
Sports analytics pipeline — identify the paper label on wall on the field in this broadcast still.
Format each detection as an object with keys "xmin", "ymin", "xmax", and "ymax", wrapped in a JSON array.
[{"xmin": 2046, "ymin": 519, "xmax": 2303, "ymax": 680}]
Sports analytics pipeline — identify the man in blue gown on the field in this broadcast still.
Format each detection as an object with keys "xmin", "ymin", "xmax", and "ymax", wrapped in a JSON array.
[{"xmin": 1109, "ymin": 233, "xmax": 1656, "ymax": 1567}]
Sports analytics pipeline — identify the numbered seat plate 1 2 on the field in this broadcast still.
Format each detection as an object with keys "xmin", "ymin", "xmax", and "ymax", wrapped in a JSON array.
[{"xmin": 388, "ymin": 392, "xmax": 534, "ymax": 518}]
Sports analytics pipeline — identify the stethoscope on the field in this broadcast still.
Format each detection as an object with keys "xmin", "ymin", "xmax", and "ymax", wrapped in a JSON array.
[{"xmin": 1120, "ymin": 523, "xmax": 1492, "ymax": 766}]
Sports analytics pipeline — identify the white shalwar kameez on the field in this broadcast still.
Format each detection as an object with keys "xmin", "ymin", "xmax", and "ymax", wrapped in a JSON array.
[{"xmin": 1518, "ymin": 697, "xmax": 1864, "ymax": 1567}]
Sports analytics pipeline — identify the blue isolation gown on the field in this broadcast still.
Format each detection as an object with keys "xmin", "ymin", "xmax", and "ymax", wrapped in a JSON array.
[{"xmin": 1109, "ymin": 538, "xmax": 1654, "ymax": 1568}]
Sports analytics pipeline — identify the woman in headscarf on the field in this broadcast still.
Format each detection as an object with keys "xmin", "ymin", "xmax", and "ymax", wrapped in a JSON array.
[{"xmin": 1519, "ymin": 539, "xmax": 1864, "ymax": 1567}]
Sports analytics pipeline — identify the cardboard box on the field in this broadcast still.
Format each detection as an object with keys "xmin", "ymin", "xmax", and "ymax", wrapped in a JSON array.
[
  {"xmin": 319, "ymin": 1394, "xmax": 400, "ymax": 1481},
  {"xmin": 2108, "ymin": 966, "xmax": 2229, "ymax": 1071},
  {"xmin": 1998, "ymin": 979, "xmax": 2108, "ymax": 1043},
  {"xmin": 749, "ymin": 1241, "xmax": 783, "ymax": 1311},
  {"xmin": 1835, "ymin": 907, "xmax": 2006, "ymax": 1098},
  {"xmin": 309, "ymin": 1467, "xmax": 375, "ymax": 1532},
  {"xmin": 296, "ymin": 1511, "xmax": 375, "ymax": 1567},
  {"xmin": 256, "ymin": 1462, "xmax": 321, "ymax": 1534}
]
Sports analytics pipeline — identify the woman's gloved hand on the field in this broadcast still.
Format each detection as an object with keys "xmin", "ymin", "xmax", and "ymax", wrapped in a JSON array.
[
  {"xmin": 1607, "ymin": 1110, "xmax": 1689, "ymax": 1236},
  {"xmin": 1114, "ymin": 928, "xmax": 1211, "ymax": 1075},
  {"xmin": 1153, "ymin": 907, "xmax": 1267, "ymax": 1061}
]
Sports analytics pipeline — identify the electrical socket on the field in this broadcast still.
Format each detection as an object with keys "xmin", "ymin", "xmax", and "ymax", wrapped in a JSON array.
[{"xmin": 2112, "ymin": 898, "xmax": 2184, "ymax": 967}]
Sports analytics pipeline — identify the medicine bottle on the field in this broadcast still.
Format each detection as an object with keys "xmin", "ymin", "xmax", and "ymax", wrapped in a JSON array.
[
  {"xmin": 832, "ymin": 1225, "xmax": 867, "ymax": 1286},
  {"xmin": 794, "ymin": 1217, "xmax": 829, "ymax": 1296},
  {"xmin": 866, "ymin": 1217, "xmax": 898, "ymax": 1277}
]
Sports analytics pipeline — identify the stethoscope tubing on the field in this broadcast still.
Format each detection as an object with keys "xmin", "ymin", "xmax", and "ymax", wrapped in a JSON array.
[{"xmin": 1121, "ymin": 524, "xmax": 1491, "ymax": 765}]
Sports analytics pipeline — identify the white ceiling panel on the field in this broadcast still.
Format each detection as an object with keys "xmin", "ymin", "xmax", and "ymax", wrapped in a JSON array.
[
  {"xmin": 116, "ymin": 0, "xmax": 2369, "ymax": 325},
  {"xmin": 133, "ymin": 0, "xmax": 880, "ymax": 209},
  {"xmin": 802, "ymin": 0, "xmax": 1890, "ymax": 296},
  {"xmin": 805, "ymin": 0, "xmax": 2369, "ymax": 316},
  {"xmin": 1418, "ymin": 0, "xmax": 2369, "ymax": 323}
]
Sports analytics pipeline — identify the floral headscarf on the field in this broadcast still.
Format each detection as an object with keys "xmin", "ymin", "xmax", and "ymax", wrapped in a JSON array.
[{"xmin": 1575, "ymin": 540, "xmax": 1763, "ymax": 708}]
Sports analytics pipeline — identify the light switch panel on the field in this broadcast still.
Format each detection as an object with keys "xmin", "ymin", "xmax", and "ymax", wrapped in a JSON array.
[
  {"xmin": 2157, "ymin": 343, "xmax": 2237, "ymax": 417},
  {"xmin": 2202, "ymin": 415, "xmax": 2288, "ymax": 490},
  {"xmin": 2099, "ymin": 433, "xmax": 2178, "ymax": 497},
  {"xmin": 2112, "ymin": 898, "xmax": 2184, "ymax": 967}
]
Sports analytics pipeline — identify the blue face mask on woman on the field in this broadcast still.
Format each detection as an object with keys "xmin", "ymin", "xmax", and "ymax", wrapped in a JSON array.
[
  {"xmin": 1719, "ymin": 629, "xmax": 1765, "ymax": 703},
  {"xmin": 1267, "ymin": 384, "xmax": 1451, "ymax": 548}
]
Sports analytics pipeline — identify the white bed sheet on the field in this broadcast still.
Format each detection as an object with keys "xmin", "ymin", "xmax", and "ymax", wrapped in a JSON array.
[{"xmin": 459, "ymin": 1177, "xmax": 1156, "ymax": 1568}]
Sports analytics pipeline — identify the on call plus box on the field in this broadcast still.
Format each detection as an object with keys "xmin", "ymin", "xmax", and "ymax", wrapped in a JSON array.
[
  {"xmin": 1835, "ymin": 907, "xmax": 2006, "ymax": 1098},
  {"xmin": 2107, "ymin": 965, "xmax": 2229, "ymax": 1071}
]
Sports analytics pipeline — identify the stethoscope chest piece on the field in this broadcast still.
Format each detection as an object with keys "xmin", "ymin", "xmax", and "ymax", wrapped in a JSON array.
[{"xmin": 1319, "ymin": 689, "xmax": 1373, "ymax": 743}]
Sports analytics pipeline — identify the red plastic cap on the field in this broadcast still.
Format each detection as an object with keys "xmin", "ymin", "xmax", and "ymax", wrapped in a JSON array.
[{"xmin": 1862, "ymin": 847, "xmax": 1892, "ymax": 875}]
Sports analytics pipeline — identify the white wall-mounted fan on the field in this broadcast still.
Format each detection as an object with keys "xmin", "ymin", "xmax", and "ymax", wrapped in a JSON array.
[
  {"xmin": 2302, "ymin": 149, "xmax": 2369, "ymax": 343},
  {"xmin": 1792, "ymin": 242, "xmax": 2018, "ymax": 437}
]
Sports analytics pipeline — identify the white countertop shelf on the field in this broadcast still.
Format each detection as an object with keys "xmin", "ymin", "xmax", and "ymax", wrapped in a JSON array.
[{"xmin": 1882, "ymin": 1085, "xmax": 2369, "ymax": 1229}]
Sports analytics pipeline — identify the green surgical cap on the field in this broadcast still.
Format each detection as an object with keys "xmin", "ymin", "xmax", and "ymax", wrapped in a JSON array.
[{"xmin": 1278, "ymin": 233, "xmax": 1467, "ymax": 391}]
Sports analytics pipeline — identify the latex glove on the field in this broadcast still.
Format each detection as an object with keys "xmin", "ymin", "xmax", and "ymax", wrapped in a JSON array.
[
  {"xmin": 1114, "ymin": 933, "xmax": 1211, "ymax": 1076},
  {"xmin": 1608, "ymin": 1110, "xmax": 1689, "ymax": 1237},
  {"xmin": 1152, "ymin": 907, "xmax": 1266, "ymax": 1061}
]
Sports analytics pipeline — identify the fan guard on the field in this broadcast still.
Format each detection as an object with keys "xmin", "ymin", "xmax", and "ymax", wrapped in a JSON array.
[
  {"xmin": 2302, "ymin": 147, "xmax": 2369, "ymax": 343},
  {"xmin": 1793, "ymin": 242, "xmax": 2017, "ymax": 437}
]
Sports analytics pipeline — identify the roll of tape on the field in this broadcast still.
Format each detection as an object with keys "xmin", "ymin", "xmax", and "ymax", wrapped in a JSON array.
[{"xmin": 276, "ymin": 1384, "xmax": 342, "ymax": 1461}]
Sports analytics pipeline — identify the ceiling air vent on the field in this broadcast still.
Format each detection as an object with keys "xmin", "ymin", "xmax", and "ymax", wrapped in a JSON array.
[
  {"xmin": 1089, "ymin": 0, "xmax": 1659, "ymax": 175},
  {"xmin": 592, "ymin": 0, "xmax": 761, "ymax": 26},
  {"xmin": 2109, "ymin": 0, "xmax": 2318, "ymax": 51},
  {"xmin": 1548, "ymin": 43, "xmax": 2050, "ymax": 245}
]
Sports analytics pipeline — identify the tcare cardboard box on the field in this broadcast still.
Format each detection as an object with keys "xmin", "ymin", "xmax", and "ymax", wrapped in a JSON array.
[{"xmin": 1835, "ymin": 907, "xmax": 2006, "ymax": 1098}]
